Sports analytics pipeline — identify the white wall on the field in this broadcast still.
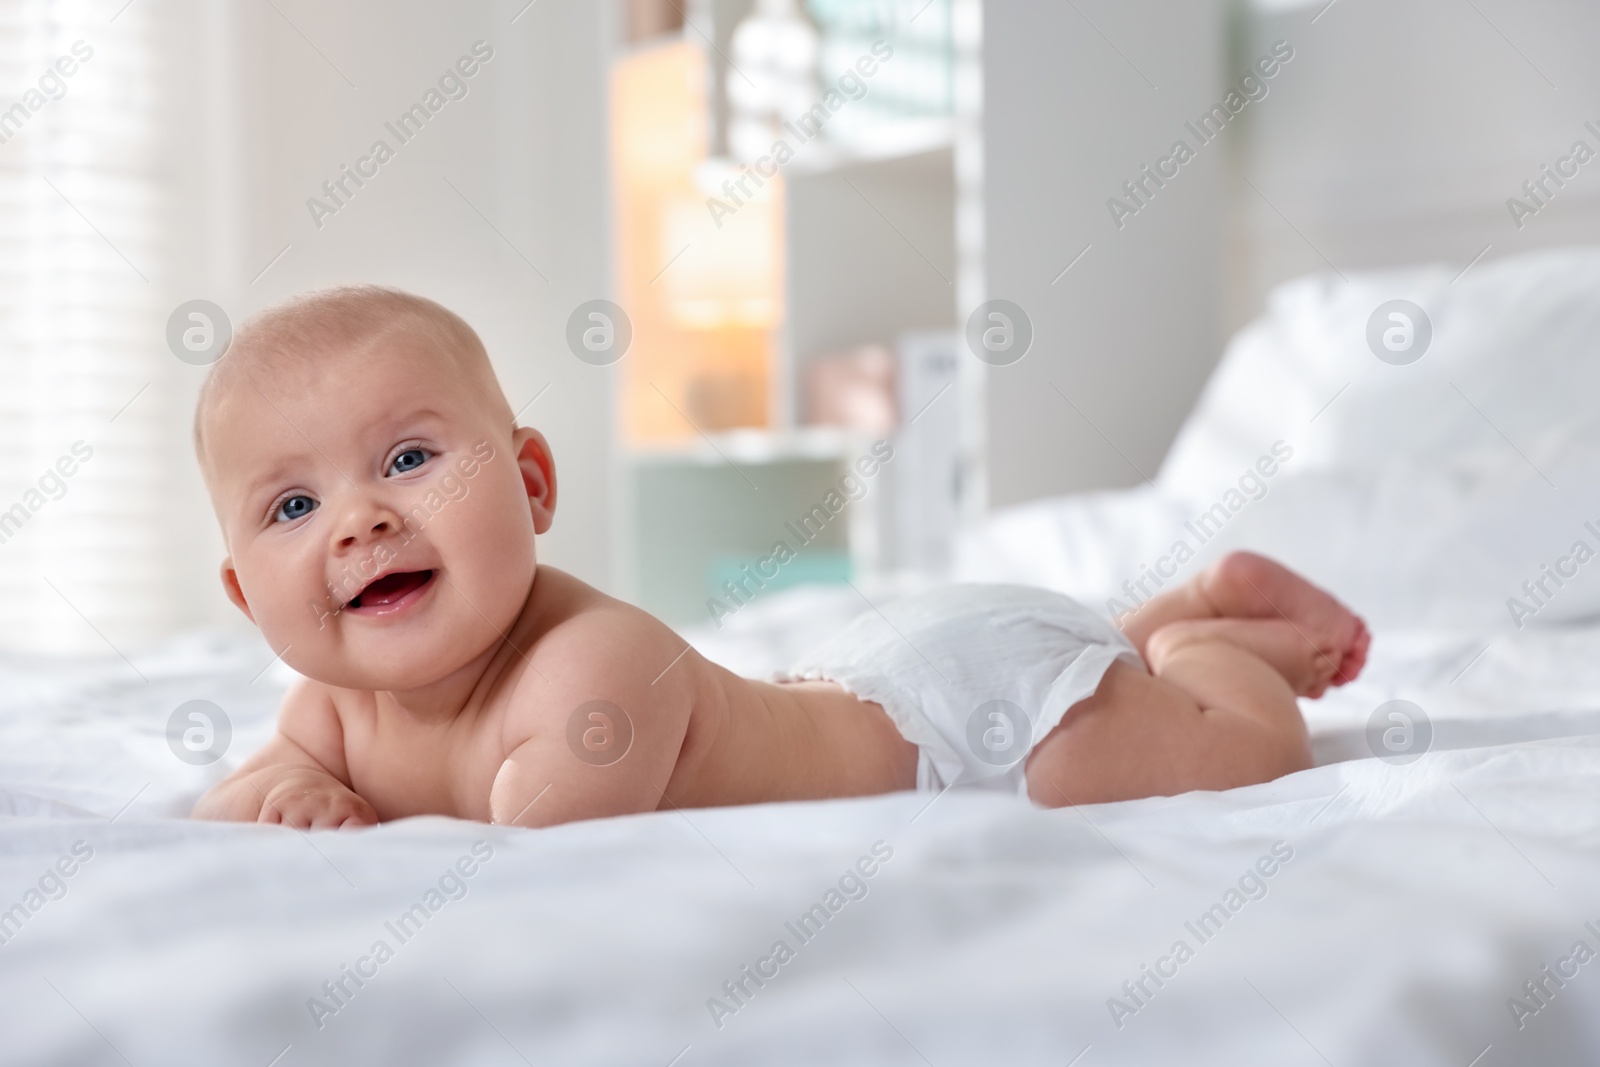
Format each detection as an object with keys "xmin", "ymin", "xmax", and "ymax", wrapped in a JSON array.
[
  {"xmin": 163, "ymin": 0, "xmax": 617, "ymax": 637},
  {"xmin": 1235, "ymin": 0, "xmax": 1600, "ymax": 330},
  {"xmin": 980, "ymin": 0, "xmax": 1227, "ymax": 506}
]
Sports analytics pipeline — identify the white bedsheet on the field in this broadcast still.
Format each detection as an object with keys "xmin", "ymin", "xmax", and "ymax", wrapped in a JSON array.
[
  {"xmin": 0, "ymin": 621, "xmax": 1597, "ymax": 1064},
  {"xmin": 3, "ymin": 722, "xmax": 1599, "ymax": 1065}
]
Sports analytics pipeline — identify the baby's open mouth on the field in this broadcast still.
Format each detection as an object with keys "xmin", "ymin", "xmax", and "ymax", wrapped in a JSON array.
[{"xmin": 346, "ymin": 569, "xmax": 436, "ymax": 612}]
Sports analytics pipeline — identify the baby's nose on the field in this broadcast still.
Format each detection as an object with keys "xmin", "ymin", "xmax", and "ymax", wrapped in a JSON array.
[
  {"xmin": 332, "ymin": 500, "xmax": 406, "ymax": 550},
  {"xmin": 339, "ymin": 517, "xmax": 392, "ymax": 548}
]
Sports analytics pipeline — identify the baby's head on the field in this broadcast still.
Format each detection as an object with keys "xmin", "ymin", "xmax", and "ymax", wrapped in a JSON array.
[{"xmin": 195, "ymin": 286, "xmax": 556, "ymax": 691}]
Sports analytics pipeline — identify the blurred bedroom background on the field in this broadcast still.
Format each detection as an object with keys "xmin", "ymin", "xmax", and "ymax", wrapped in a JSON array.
[{"xmin": 3, "ymin": 0, "xmax": 1599, "ymax": 656}]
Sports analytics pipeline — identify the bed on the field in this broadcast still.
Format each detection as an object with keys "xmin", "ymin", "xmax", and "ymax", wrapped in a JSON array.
[{"xmin": 5, "ymin": 247, "xmax": 1600, "ymax": 1065}]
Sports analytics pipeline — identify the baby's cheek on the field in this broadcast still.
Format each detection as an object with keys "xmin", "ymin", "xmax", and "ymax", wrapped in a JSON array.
[
  {"xmin": 465, "ymin": 474, "xmax": 536, "ymax": 547},
  {"xmin": 449, "ymin": 485, "xmax": 538, "ymax": 590},
  {"xmin": 261, "ymin": 584, "xmax": 335, "ymax": 645},
  {"xmin": 240, "ymin": 555, "xmax": 336, "ymax": 643},
  {"xmin": 439, "ymin": 476, "xmax": 468, "ymax": 503}
]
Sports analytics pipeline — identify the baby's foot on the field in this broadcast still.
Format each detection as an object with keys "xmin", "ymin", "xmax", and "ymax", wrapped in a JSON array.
[
  {"xmin": 1172, "ymin": 618, "xmax": 1343, "ymax": 698},
  {"xmin": 1199, "ymin": 551, "xmax": 1369, "ymax": 685}
]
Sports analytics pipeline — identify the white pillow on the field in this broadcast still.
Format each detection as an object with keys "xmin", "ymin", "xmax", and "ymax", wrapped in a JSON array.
[{"xmin": 1158, "ymin": 245, "xmax": 1600, "ymax": 503}]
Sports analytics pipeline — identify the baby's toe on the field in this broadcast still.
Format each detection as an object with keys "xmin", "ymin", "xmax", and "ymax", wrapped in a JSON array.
[{"xmin": 1333, "ymin": 618, "xmax": 1370, "ymax": 684}]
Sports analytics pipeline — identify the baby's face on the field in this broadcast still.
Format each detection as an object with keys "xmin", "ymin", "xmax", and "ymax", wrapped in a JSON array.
[{"xmin": 205, "ymin": 334, "xmax": 551, "ymax": 691}]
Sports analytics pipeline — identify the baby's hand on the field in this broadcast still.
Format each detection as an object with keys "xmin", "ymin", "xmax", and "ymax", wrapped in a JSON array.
[{"xmin": 257, "ymin": 768, "xmax": 377, "ymax": 830}]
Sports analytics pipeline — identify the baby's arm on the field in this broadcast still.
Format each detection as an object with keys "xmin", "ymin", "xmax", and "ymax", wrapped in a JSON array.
[
  {"xmin": 488, "ymin": 609, "xmax": 694, "ymax": 828},
  {"xmin": 192, "ymin": 679, "xmax": 377, "ymax": 829}
]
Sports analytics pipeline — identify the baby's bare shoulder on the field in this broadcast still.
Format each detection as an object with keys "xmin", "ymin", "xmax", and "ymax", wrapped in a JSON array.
[{"xmin": 499, "ymin": 570, "xmax": 700, "ymax": 745}]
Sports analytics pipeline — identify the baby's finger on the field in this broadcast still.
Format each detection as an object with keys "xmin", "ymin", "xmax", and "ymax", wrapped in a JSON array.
[
  {"xmin": 308, "ymin": 809, "xmax": 346, "ymax": 831},
  {"xmin": 275, "ymin": 803, "xmax": 315, "ymax": 830}
]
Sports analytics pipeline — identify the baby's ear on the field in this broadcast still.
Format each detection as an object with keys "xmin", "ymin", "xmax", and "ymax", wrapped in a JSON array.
[
  {"xmin": 512, "ymin": 427, "xmax": 557, "ymax": 534},
  {"xmin": 220, "ymin": 558, "xmax": 255, "ymax": 622}
]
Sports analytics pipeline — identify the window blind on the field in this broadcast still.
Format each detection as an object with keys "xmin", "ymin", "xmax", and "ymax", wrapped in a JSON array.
[{"xmin": 0, "ymin": 0, "xmax": 171, "ymax": 656}]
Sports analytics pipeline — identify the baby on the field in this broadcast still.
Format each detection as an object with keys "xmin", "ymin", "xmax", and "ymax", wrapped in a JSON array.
[{"xmin": 193, "ymin": 287, "xmax": 1369, "ymax": 829}]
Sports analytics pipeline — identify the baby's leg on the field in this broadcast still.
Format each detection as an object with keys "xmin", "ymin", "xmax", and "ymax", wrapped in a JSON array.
[
  {"xmin": 1155, "ymin": 617, "xmax": 1344, "ymax": 698},
  {"xmin": 1118, "ymin": 551, "xmax": 1369, "ymax": 685},
  {"xmin": 1025, "ymin": 624, "xmax": 1312, "ymax": 807}
]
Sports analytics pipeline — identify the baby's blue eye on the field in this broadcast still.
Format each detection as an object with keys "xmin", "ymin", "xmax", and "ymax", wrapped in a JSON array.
[
  {"xmin": 274, "ymin": 495, "xmax": 317, "ymax": 523},
  {"xmin": 389, "ymin": 447, "xmax": 431, "ymax": 475}
]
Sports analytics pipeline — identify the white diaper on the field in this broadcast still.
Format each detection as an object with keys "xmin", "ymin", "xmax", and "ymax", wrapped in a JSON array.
[{"xmin": 774, "ymin": 584, "xmax": 1146, "ymax": 795}]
